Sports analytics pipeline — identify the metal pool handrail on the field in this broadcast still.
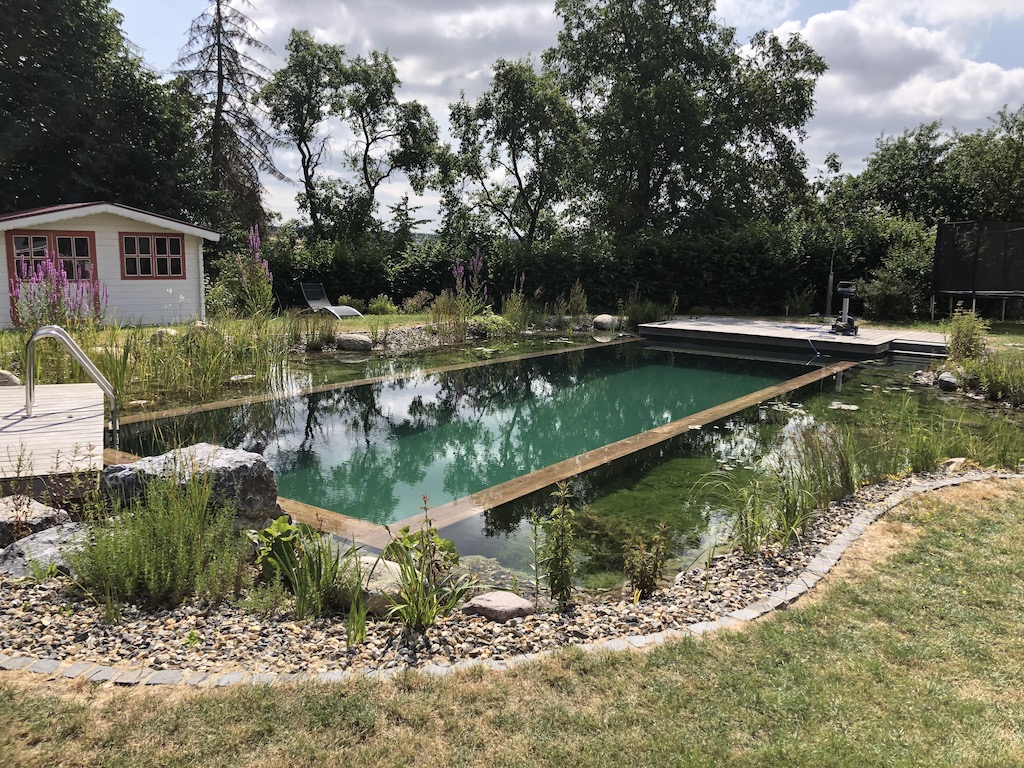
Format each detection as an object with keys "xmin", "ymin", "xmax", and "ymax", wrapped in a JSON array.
[{"xmin": 25, "ymin": 324, "xmax": 119, "ymax": 450}]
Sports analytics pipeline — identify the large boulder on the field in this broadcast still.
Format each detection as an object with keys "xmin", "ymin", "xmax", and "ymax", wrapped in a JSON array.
[
  {"xmin": 336, "ymin": 333, "xmax": 373, "ymax": 352},
  {"xmin": 0, "ymin": 496, "xmax": 71, "ymax": 547},
  {"xmin": 101, "ymin": 443, "xmax": 282, "ymax": 529},
  {"xmin": 462, "ymin": 590, "xmax": 535, "ymax": 622},
  {"xmin": 593, "ymin": 314, "xmax": 621, "ymax": 331},
  {"xmin": 0, "ymin": 370, "xmax": 21, "ymax": 386},
  {"xmin": 937, "ymin": 371, "xmax": 959, "ymax": 392},
  {"xmin": 0, "ymin": 522, "xmax": 84, "ymax": 578}
]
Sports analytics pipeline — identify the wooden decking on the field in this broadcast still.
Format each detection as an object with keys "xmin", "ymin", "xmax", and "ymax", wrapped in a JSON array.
[
  {"xmin": 639, "ymin": 317, "xmax": 947, "ymax": 359},
  {"xmin": 0, "ymin": 383, "xmax": 104, "ymax": 479}
]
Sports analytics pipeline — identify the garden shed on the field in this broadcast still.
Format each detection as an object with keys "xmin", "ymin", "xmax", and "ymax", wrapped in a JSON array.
[{"xmin": 0, "ymin": 202, "xmax": 220, "ymax": 328}]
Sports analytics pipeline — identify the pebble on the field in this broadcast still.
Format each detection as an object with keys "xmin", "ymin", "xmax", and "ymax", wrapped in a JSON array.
[{"xmin": 0, "ymin": 472, "xmax": 968, "ymax": 676}]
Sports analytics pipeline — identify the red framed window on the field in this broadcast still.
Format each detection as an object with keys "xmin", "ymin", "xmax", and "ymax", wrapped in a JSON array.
[
  {"xmin": 6, "ymin": 230, "xmax": 97, "ymax": 282},
  {"xmin": 120, "ymin": 233, "xmax": 185, "ymax": 279}
]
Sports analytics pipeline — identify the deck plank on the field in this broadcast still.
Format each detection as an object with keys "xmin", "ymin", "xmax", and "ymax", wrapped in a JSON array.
[{"xmin": 0, "ymin": 384, "xmax": 104, "ymax": 478}]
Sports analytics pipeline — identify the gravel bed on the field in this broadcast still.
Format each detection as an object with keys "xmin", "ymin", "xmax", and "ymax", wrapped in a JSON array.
[{"xmin": 0, "ymin": 474, "xmax": 954, "ymax": 676}]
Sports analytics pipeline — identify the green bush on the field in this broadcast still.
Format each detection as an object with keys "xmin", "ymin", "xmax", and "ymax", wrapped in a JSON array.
[
  {"xmin": 623, "ymin": 524, "xmax": 668, "ymax": 600},
  {"xmin": 67, "ymin": 473, "xmax": 251, "ymax": 616},
  {"xmin": 624, "ymin": 290, "xmax": 666, "ymax": 331},
  {"xmin": 249, "ymin": 517, "xmax": 347, "ymax": 620},
  {"xmin": 337, "ymin": 294, "xmax": 368, "ymax": 314},
  {"xmin": 401, "ymin": 290, "xmax": 434, "ymax": 314},
  {"xmin": 467, "ymin": 313, "xmax": 515, "ymax": 339},
  {"xmin": 367, "ymin": 294, "xmax": 398, "ymax": 315},
  {"xmin": 946, "ymin": 304, "xmax": 990, "ymax": 362},
  {"xmin": 542, "ymin": 482, "xmax": 577, "ymax": 611}
]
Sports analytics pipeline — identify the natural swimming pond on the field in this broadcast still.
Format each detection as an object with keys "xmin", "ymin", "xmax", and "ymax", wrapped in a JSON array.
[{"xmin": 122, "ymin": 342, "xmax": 807, "ymax": 527}]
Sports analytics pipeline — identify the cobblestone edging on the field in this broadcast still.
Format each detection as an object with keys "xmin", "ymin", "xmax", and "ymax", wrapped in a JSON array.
[{"xmin": 2, "ymin": 472, "xmax": 1018, "ymax": 688}]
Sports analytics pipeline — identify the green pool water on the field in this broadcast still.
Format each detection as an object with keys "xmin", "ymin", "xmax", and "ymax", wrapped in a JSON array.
[{"xmin": 124, "ymin": 343, "xmax": 807, "ymax": 526}]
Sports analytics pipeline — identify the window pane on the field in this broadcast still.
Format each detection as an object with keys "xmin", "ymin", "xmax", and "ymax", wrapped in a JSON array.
[
  {"xmin": 170, "ymin": 258, "xmax": 183, "ymax": 276},
  {"xmin": 138, "ymin": 238, "xmax": 151, "ymax": 255},
  {"xmin": 170, "ymin": 238, "xmax": 182, "ymax": 256},
  {"xmin": 75, "ymin": 237, "xmax": 89, "ymax": 258},
  {"xmin": 156, "ymin": 238, "xmax": 168, "ymax": 256},
  {"xmin": 124, "ymin": 237, "xmax": 137, "ymax": 255},
  {"xmin": 61, "ymin": 260, "xmax": 74, "ymax": 280},
  {"xmin": 57, "ymin": 237, "xmax": 72, "ymax": 257},
  {"xmin": 125, "ymin": 258, "xmax": 137, "ymax": 276},
  {"xmin": 157, "ymin": 257, "xmax": 169, "ymax": 276},
  {"xmin": 31, "ymin": 236, "xmax": 47, "ymax": 259},
  {"xmin": 13, "ymin": 236, "xmax": 28, "ymax": 253},
  {"xmin": 139, "ymin": 258, "xmax": 152, "ymax": 276}
]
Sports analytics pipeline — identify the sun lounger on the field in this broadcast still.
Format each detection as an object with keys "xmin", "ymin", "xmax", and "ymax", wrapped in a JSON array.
[{"xmin": 300, "ymin": 283, "xmax": 363, "ymax": 318}]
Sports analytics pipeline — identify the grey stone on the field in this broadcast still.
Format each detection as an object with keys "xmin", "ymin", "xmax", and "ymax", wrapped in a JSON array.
[
  {"xmin": 60, "ymin": 662, "xmax": 98, "ymax": 679},
  {"xmin": 713, "ymin": 616, "xmax": 744, "ymax": 631},
  {"xmin": 937, "ymin": 371, "xmax": 959, "ymax": 391},
  {"xmin": 352, "ymin": 556, "xmax": 404, "ymax": 616},
  {"xmin": 182, "ymin": 672, "xmax": 209, "ymax": 686},
  {"xmin": 626, "ymin": 635, "xmax": 651, "ymax": 648},
  {"xmin": 214, "ymin": 671, "xmax": 247, "ymax": 686},
  {"xmin": 461, "ymin": 591, "xmax": 535, "ymax": 622},
  {"xmin": 1, "ymin": 656, "xmax": 33, "ymax": 670},
  {"xmin": 101, "ymin": 443, "xmax": 282, "ymax": 529},
  {"xmin": 249, "ymin": 673, "xmax": 277, "ymax": 685},
  {"xmin": 336, "ymin": 333, "xmax": 373, "ymax": 352},
  {"xmin": 0, "ymin": 369, "xmax": 21, "ymax": 386},
  {"xmin": 592, "ymin": 314, "xmax": 621, "ymax": 331},
  {"xmin": 85, "ymin": 666, "xmax": 120, "ymax": 682},
  {"xmin": 939, "ymin": 457, "xmax": 968, "ymax": 474},
  {"xmin": 727, "ymin": 607, "xmax": 762, "ymax": 622},
  {"xmin": 0, "ymin": 495, "xmax": 71, "ymax": 547},
  {"xmin": 0, "ymin": 522, "xmax": 84, "ymax": 578},
  {"xmin": 144, "ymin": 670, "xmax": 185, "ymax": 685},
  {"xmin": 114, "ymin": 669, "xmax": 151, "ymax": 685}
]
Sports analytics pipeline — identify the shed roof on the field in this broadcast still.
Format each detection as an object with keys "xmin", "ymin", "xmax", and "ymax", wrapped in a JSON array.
[{"xmin": 0, "ymin": 202, "xmax": 221, "ymax": 241}]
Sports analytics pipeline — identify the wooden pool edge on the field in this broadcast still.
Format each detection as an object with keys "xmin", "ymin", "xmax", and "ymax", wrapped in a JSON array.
[{"xmin": 286, "ymin": 359, "xmax": 860, "ymax": 551}]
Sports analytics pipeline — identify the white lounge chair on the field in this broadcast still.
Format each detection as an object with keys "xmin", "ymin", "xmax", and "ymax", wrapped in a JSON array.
[{"xmin": 300, "ymin": 283, "xmax": 363, "ymax": 319}]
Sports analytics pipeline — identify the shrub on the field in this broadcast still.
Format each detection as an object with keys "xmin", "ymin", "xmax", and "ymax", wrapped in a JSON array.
[
  {"xmin": 367, "ymin": 294, "xmax": 398, "ymax": 315},
  {"xmin": 401, "ymin": 290, "xmax": 434, "ymax": 314},
  {"xmin": 946, "ymin": 304, "xmax": 990, "ymax": 362},
  {"xmin": 67, "ymin": 472, "xmax": 251, "ymax": 616},
  {"xmin": 623, "ymin": 524, "xmax": 669, "ymax": 600},
  {"xmin": 542, "ymin": 482, "xmax": 577, "ymax": 611},
  {"xmin": 206, "ymin": 226, "xmax": 274, "ymax": 318},
  {"xmin": 337, "ymin": 294, "xmax": 368, "ymax": 314},
  {"xmin": 249, "ymin": 517, "xmax": 346, "ymax": 620},
  {"xmin": 468, "ymin": 313, "xmax": 514, "ymax": 339}
]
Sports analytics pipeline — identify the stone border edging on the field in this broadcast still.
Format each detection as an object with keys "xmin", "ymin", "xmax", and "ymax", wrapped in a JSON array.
[{"xmin": 3, "ymin": 471, "xmax": 1019, "ymax": 688}]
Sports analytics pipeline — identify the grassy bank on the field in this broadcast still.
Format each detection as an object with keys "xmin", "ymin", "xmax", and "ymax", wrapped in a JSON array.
[{"xmin": 3, "ymin": 479, "xmax": 1023, "ymax": 766}]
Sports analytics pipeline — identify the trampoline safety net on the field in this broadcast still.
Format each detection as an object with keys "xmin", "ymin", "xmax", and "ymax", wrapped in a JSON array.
[{"xmin": 934, "ymin": 221, "xmax": 1024, "ymax": 297}]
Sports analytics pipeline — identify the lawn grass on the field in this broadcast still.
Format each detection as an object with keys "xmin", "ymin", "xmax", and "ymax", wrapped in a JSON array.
[{"xmin": 3, "ymin": 480, "xmax": 1023, "ymax": 766}]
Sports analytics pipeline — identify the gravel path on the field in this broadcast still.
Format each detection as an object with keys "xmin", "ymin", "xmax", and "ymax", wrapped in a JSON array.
[{"xmin": 1, "ymin": 471, "xmax": 1004, "ymax": 683}]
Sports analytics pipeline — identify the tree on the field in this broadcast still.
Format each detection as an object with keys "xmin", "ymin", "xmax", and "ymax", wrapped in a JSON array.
[
  {"xmin": 261, "ymin": 29, "xmax": 346, "ymax": 238},
  {"xmin": 544, "ymin": 0, "xmax": 826, "ymax": 237},
  {"xmin": 944, "ymin": 105, "xmax": 1024, "ymax": 222},
  {"xmin": 449, "ymin": 57, "xmax": 582, "ymax": 244},
  {"xmin": 175, "ymin": 0, "xmax": 283, "ymax": 232},
  {"xmin": 333, "ymin": 50, "xmax": 440, "ymax": 206},
  {"xmin": 0, "ymin": 0, "xmax": 207, "ymax": 217}
]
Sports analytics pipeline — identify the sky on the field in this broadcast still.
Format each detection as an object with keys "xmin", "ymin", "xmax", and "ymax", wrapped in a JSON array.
[{"xmin": 109, "ymin": 0, "xmax": 1024, "ymax": 229}]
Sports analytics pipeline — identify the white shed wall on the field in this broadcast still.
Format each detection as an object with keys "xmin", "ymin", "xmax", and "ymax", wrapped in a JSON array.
[{"xmin": 0, "ymin": 212, "xmax": 205, "ymax": 328}]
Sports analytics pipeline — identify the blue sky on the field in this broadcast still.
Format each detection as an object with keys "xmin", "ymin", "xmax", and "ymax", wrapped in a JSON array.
[{"xmin": 110, "ymin": 0, "xmax": 1024, "ymax": 226}]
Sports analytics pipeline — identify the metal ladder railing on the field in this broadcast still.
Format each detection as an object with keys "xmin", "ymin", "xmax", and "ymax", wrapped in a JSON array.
[{"xmin": 24, "ymin": 325, "xmax": 119, "ymax": 450}]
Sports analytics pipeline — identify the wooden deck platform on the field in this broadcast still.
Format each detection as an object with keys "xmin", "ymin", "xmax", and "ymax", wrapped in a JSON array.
[
  {"xmin": 0, "ymin": 383, "xmax": 104, "ymax": 479},
  {"xmin": 638, "ymin": 317, "xmax": 947, "ymax": 360}
]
